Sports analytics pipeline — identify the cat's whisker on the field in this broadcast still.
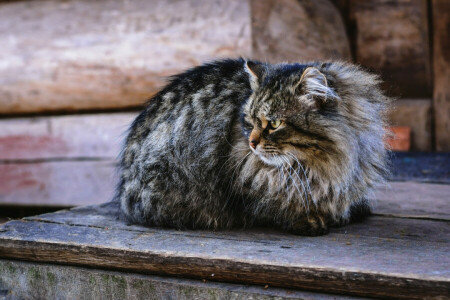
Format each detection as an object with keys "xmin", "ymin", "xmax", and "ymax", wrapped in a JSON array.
[
  {"xmin": 232, "ymin": 151, "xmax": 251, "ymax": 179},
  {"xmin": 283, "ymin": 155, "xmax": 311, "ymax": 214},
  {"xmin": 217, "ymin": 149, "xmax": 250, "ymax": 177},
  {"xmin": 224, "ymin": 151, "xmax": 251, "ymax": 207},
  {"xmin": 287, "ymin": 153, "xmax": 315, "ymax": 208},
  {"xmin": 280, "ymin": 156, "xmax": 307, "ymax": 211},
  {"xmin": 223, "ymin": 134, "xmax": 250, "ymax": 152},
  {"xmin": 238, "ymin": 152, "xmax": 252, "ymax": 197}
]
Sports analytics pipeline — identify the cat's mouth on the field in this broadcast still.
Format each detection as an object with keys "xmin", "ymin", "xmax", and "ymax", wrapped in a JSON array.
[{"xmin": 251, "ymin": 147, "xmax": 285, "ymax": 167}]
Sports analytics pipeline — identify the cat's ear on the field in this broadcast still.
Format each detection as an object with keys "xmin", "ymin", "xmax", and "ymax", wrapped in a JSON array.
[
  {"xmin": 298, "ymin": 67, "xmax": 336, "ymax": 105},
  {"xmin": 244, "ymin": 61, "xmax": 265, "ymax": 90}
]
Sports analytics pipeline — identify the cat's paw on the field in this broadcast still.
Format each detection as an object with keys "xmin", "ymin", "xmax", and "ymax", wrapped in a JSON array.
[{"xmin": 289, "ymin": 215, "xmax": 329, "ymax": 236}]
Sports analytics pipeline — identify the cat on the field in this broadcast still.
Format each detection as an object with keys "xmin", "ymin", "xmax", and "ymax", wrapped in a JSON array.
[{"xmin": 116, "ymin": 58, "xmax": 390, "ymax": 236}]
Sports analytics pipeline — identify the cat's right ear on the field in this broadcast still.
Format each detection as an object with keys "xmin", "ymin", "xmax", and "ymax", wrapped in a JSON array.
[
  {"xmin": 244, "ymin": 61, "xmax": 265, "ymax": 91},
  {"xmin": 297, "ymin": 67, "xmax": 338, "ymax": 108}
]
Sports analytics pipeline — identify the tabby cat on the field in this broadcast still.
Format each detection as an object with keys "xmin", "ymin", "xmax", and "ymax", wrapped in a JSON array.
[{"xmin": 117, "ymin": 59, "xmax": 390, "ymax": 236}]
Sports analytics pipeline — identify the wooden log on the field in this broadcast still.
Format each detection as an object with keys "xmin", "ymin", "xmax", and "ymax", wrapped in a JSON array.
[
  {"xmin": 0, "ymin": 0, "xmax": 251, "ymax": 114},
  {"xmin": 251, "ymin": 0, "xmax": 351, "ymax": 63},
  {"xmin": 0, "ymin": 161, "xmax": 117, "ymax": 206},
  {"xmin": 0, "ymin": 103, "xmax": 433, "ymax": 160},
  {"xmin": 388, "ymin": 99, "xmax": 432, "ymax": 151},
  {"xmin": 0, "ymin": 113, "xmax": 446, "ymax": 208},
  {"xmin": 0, "ymin": 260, "xmax": 362, "ymax": 300},
  {"xmin": 0, "ymin": 201, "xmax": 449, "ymax": 299},
  {"xmin": 349, "ymin": 0, "xmax": 431, "ymax": 98},
  {"xmin": 432, "ymin": 0, "xmax": 450, "ymax": 151},
  {"xmin": 0, "ymin": 113, "xmax": 135, "ymax": 160},
  {"xmin": 1, "ymin": 135, "xmax": 449, "ymax": 215}
]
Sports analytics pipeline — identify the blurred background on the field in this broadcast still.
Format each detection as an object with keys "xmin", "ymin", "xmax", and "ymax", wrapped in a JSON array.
[{"xmin": 0, "ymin": 0, "xmax": 448, "ymax": 219}]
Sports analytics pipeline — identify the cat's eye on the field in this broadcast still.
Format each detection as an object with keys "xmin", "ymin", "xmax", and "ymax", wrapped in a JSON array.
[{"xmin": 270, "ymin": 119, "xmax": 281, "ymax": 129}]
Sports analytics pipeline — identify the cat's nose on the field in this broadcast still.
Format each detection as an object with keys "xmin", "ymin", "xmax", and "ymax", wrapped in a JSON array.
[{"xmin": 249, "ymin": 139, "xmax": 259, "ymax": 149}]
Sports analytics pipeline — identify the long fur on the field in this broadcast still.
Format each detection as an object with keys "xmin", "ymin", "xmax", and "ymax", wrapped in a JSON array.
[{"xmin": 116, "ymin": 59, "xmax": 390, "ymax": 236}]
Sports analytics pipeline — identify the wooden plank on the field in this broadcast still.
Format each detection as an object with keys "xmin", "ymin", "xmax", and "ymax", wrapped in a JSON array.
[
  {"xmin": 372, "ymin": 182, "xmax": 450, "ymax": 221},
  {"xmin": 0, "ymin": 113, "xmax": 135, "ymax": 160},
  {"xmin": 388, "ymin": 99, "xmax": 432, "ymax": 151},
  {"xmin": 25, "ymin": 202, "xmax": 450, "ymax": 243},
  {"xmin": 0, "ymin": 0, "xmax": 251, "ymax": 114},
  {"xmin": 0, "ymin": 260, "xmax": 366, "ymax": 300},
  {"xmin": 0, "ymin": 201, "xmax": 448, "ymax": 299},
  {"xmin": 0, "ymin": 161, "xmax": 117, "ymax": 206},
  {"xmin": 349, "ymin": 0, "xmax": 431, "ymax": 98},
  {"xmin": 432, "ymin": 0, "xmax": 450, "ymax": 151},
  {"xmin": 251, "ymin": 0, "xmax": 351, "ymax": 63}
]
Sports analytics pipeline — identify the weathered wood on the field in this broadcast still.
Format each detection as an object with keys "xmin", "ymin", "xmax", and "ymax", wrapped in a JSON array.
[
  {"xmin": 2, "ymin": 143, "xmax": 448, "ymax": 217},
  {"xmin": 388, "ymin": 99, "xmax": 432, "ymax": 151},
  {"xmin": 373, "ymin": 181, "xmax": 450, "ymax": 221},
  {"xmin": 349, "ymin": 0, "xmax": 431, "ymax": 98},
  {"xmin": 251, "ymin": 0, "xmax": 351, "ymax": 63},
  {"xmin": 0, "ymin": 0, "xmax": 251, "ymax": 114},
  {"xmin": 0, "ymin": 201, "xmax": 448, "ymax": 299},
  {"xmin": 24, "ymin": 201, "xmax": 450, "ymax": 243},
  {"xmin": 432, "ymin": 0, "xmax": 450, "ymax": 151},
  {"xmin": 0, "ymin": 105, "xmax": 432, "ymax": 160},
  {"xmin": 0, "ymin": 113, "xmax": 135, "ymax": 160},
  {"xmin": 0, "ymin": 161, "xmax": 117, "ymax": 206},
  {"xmin": 0, "ymin": 260, "xmax": 365, "ymax": 300}
]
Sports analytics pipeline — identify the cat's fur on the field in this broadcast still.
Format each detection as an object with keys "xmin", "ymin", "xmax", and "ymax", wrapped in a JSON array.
[{"xmin": 117, "ymin": 59, "xmax": 390, "ymax": 236}]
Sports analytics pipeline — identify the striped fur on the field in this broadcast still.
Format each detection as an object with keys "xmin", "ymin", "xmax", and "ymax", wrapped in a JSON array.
[{"xmin": 116, "ymin": 59, "xmax": 390, "ymax": 236}]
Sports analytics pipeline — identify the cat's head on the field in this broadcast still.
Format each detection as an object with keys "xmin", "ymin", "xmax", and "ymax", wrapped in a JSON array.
[{"xmin": 241, "ymin": 61, "xmax": 344, "ymax": 167}]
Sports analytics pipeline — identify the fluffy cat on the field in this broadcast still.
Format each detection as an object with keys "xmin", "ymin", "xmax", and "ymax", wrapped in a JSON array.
[{"xmin": 117, "ymin": 59, "xmax": 390, "ymax": 236}]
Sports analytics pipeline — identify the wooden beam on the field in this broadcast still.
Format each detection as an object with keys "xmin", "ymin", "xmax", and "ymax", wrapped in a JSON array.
[
  {"xmin": 349, "ymin": 0, "xmax": 431, "ymax": 98},
  {"xmin": 0, "ymin": 259, "xmax": 358, "ymax": 300},
  {"xmin": 251, "ymin": 0, "xmax": 351, "ymax": 63},
  {"xmin": 0, "ymin": 0, "xmax": 251, "ymax": 114},
  {"xmin": 432, "ymin": 0, "xmax": 450, "ymax": 151},
  {"xmin": 372, "ymin": 181, "xmax": 450, "ymax": 221},
  {"xmin": 0, "ymin": 113, "xmax": 135, "ymax": 160},
  {"xmin": 0, "ymin": 161, "xmax": 117, "ymax": 206}
]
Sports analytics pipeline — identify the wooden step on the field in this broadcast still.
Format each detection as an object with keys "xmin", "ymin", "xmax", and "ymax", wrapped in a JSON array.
[
  {"xmin": 0, "ymin": 259, "xmax": 366, "ymax": 300},
  {"xmin": 0, "ymin": 181, "xmax": 448, "ymax": 299}
]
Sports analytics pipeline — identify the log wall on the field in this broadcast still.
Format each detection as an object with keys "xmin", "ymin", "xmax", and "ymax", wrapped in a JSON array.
[
  {"xmin": 432, "ymin": 0, "xmax": 450, "ymax": 151},
  {"xmin": 348, "ymin": 0, "xmax": 431, "ymax": 98},
  {"xmin": 0, "ymin": 0, "xmax": 252, "ymax": 114},
  {"xmin": 251, "ymin": 0, "xmax": 351, "ymax": 62},
  {"xmin": 0, "ymin": 0, "xmax": 447, "ymax": 208}
]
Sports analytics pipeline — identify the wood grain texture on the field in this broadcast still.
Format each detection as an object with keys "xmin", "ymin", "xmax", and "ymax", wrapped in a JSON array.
[
  {"xmin": 0, "ymin": 113, "xmax": 135, "ymax": 160},
  {"xmin": 373, "ymin": 181, "xmax": 450, "ymax": 221},
  {"xmin": 0, "ymin": 201, "xmax": 448, "ymax": 299},
  {"xmin": 388, "ymin": 99, "xmax": 432, "ymax": 151},
  {"xmin": 25, "ymin": 201, "xmax": 450, "ymax": 243},
  {"xmin": 0, "ymin": 161, "xmax": 117, "ymax": 206},
  {"xmin": 349, "ymin": 0, "xmax": 431, "ymax": 98},
  {"xmin": 251, "ymin": 0, "xmax": 351, "ymax": 63},
  {"xmin": 432, "ymin": 0, "xmax": 450, "ymax": 151},
  {"xmin": 0, "ymin": 259, "xmax": 365, "ymax": 300},
  {"xmin": 0, "ymin": 0, "xmax": 251, "ymax": 114}
]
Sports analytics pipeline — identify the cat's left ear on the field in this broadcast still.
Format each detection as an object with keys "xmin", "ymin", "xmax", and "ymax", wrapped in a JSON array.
[
  {"xmin": 244, "ymin": 61, "xmax": 265, "ymax": 91},
  {"xmin": 298, "ymin": 67, "xmax": 335, "ymax": 105}
]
